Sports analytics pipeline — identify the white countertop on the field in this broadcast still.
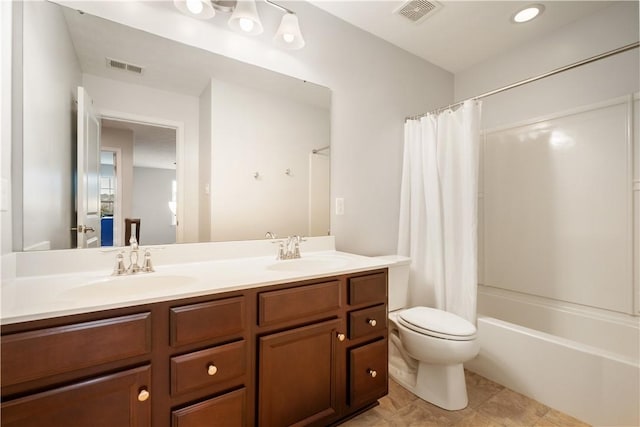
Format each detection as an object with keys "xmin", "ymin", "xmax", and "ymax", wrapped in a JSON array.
[{"xmin": 1, "ymin": 249, "xmax": 391, "ymax": 325}]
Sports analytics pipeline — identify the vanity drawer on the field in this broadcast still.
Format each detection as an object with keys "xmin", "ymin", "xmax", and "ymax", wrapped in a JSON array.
[
  {"xmin": 170, "ymin": 297, "xmax": 245, "ymax": 347},
  {"xmin": 1, "ymin": 365, "xmax": 151, "ymax": 427},
  {"xmin": 349, "ymin": 339, "xmax": 388, "ymax": 408},
  {"xmin": 1, "ymin": 312, "xmax": 151, "ymax": 387},
  {"xmin": 258, "ymin": 280, "xmax": 341, "ymax": 326},
  {"xmin": 348, "ymin": 272, "xmax": 387, "ymax": 306},
  {"xmin": 170, "ymin": 340, "xmax": 246, "ymax": 396},
  {"xmin": 172, "ymin": 388, "xmax": 246, "ymax": 427},
  {"xmin": 349, "ymin": 304, "xmax": 387, "ymax": 339}
]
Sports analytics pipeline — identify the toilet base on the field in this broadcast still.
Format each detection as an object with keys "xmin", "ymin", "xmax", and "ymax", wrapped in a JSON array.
[
  {"xmin": 414, "ymin": 362, "xmax": 469, "ymax": 410},
  {"xmin": 389, "ymin": 360, "xmax": 470, "ymax": 411}
]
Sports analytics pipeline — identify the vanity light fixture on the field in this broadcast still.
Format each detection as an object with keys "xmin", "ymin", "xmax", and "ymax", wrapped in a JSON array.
[
  {"xmin": 173, "ymin": 0, "xmax": 216, "ymax": 19},
  {"xmin": 228, "ymin": 0, "xmax": 264, "ymax": 35},
  {"xmin": 274, "ymin": 11, "xmax": 305, "ymax": 49},
  {"xmin": 174, "ymin": 0, "xmax": 305, "ymax": 49},
  {"xmin": 512, "ymin": 4, "xmax": 544, "ymax": 23}
]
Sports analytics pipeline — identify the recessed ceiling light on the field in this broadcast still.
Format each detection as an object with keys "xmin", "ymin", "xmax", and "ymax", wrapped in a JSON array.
[{"xmin": 512, "ymin": 4, "xmax": 544, "ymax": 23}]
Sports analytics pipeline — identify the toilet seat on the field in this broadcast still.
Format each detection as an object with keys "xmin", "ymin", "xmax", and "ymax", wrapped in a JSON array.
[{"xmin": 398, "ymin": 307, "xmax": 476, "ymax": 341}]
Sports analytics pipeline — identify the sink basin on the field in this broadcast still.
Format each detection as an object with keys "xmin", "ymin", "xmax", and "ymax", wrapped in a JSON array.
[
  {"xmin": 266, "ymin": 256, "xmax": 351, "ymax": 272},
  {"xmin": 61, "ymin": 275, "xmax": 197, "ymax": 300}
]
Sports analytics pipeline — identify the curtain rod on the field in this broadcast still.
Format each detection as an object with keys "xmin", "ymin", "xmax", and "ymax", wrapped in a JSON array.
[
  {"xmin": 406, "ymin": 41, "xmax": 640, "ymax": 121},
  {"xmin": 312, "ymin": 145, "xmax": 330, "ymax": 154}
]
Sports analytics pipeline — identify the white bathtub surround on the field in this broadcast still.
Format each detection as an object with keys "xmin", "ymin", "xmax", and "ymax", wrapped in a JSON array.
[
  {"xmin": 398, "ymin": 100, "xmax": 482, "ymax": 323},
  {"xmin": 1, "ymin": 236, "xmax": 392, "ymax": 324},
  {"xmin": 466, "ymin": 92, "xmax": 640, "ymax": 426}
]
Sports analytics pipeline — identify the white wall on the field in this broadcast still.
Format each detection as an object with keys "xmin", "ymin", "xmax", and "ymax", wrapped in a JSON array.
[
  {"xmin": 1, "ymin": 0, "xmax": 15, "ymax": 255},
  {"xmin": 309, "ymin": 152, "xmax": 330, "ymax": 236},
  {"xmin": 21, "ymin": 0, "xmax": 82, "ymax": 251},
  {"xmin": 198, "ymin": 80, "xmax": 212, "ymax": 242},
  {"xmin": 82, "ymin": 73, "xmax": 200, "ymax": 243},
  {"xmin": 58, "ymin": 0, "xmax": 453, "ymax": 255},
  {"xmin": 132, "ymin": 166, "xmax": 176, "ymax": 245},
  {"xmin": 455, "ymin": 1, "xmax": 639, "ymax": 313},
  {"xmin": 209, "ymin": 78, "xmax": 330, "ymax": 241}
]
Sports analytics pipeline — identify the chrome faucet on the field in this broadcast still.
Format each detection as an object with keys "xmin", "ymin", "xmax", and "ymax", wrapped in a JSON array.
[
  {"xmin": 266, "ymin": 232, "xmax": 306, "ymax": 260},
  {"xmin": 287, "ymin": 235, "xmax": 302, "ymax": 259},
  {"xmin": 112, "ymin": 235, "xmax": 154, "ymax": 276},
  {"xmin": 273, "ymin": 235, "xmax": 306, "ymax": 260},
  {"xmin": 265, "ymin": 231, "xmax": 278, "ymax": 239}
]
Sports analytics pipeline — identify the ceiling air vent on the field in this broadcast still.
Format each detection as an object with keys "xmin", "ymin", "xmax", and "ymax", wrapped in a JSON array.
[
  {"xmin": 106, "ymin": 58, "xmax": 144, "ymax": 75},
  {"xmin": 395, "ymin": 0, "xmax": 442, "ymax": 24}
]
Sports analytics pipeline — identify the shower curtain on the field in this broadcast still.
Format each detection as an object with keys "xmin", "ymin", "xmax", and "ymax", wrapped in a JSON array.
[{"xmin": 397, "ymin": 100, "xmax": 481, "ymax": 323}]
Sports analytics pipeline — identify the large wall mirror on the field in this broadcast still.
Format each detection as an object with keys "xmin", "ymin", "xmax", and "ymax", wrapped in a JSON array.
[{"xmin": 15, "ymin": 0, "xmax": 331, "ymax": 251}]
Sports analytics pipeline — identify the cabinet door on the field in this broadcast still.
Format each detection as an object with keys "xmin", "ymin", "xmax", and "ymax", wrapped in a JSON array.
[
  {"xmin": 259, "ymin": 318, "xmax": 343, "ymax": 427},
  {"xmin": 1, "ymin": 365, "xmax": 151, "ymax": 427}
]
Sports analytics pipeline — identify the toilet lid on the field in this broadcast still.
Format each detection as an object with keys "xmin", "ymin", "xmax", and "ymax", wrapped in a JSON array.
[{"xmin": 398, "ymin": 307, "xmax": 477, "ymax": 340}]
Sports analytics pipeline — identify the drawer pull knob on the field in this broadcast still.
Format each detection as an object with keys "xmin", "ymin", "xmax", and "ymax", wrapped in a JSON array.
[
  {"xmin": 367, "ymin": 369, "xmax": 377, "ymax": 378},
  {"xmin": 207, "ymin": 364, "xmax": 218, "ymax": 376},
  {"xmin": 137, "ymin": 388, "xmax": 150, "ymax": 402},
  {"xmin": 368, "ymin": 319, "xmax": 377, "ymax": 327},
  {"xmin": 337, "ymin": 333, "xmax": 346, "ymax": 342}
]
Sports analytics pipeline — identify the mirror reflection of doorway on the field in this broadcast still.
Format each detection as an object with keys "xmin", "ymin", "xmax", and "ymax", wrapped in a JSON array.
[
  {"xmin": 101, "ymin": 119, "xmax": 177, "ymax": 246},
  {"xmin": 99, "ymin": 151, "xmax": 117, "ymax": 246}
]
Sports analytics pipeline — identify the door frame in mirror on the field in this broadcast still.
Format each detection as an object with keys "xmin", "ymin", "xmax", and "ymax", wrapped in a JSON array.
[{"xmin": 98, "ymin": 109, "xmax": 185, "ymax": 245}]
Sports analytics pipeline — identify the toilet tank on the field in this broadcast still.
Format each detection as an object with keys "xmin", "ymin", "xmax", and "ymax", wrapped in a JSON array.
[{"xmin": 376, "ymin": 255, "xmax": 411, "ymax": 311}]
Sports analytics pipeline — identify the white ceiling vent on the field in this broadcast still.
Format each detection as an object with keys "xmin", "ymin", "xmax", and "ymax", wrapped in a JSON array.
[
  {"xmin": 106, "ymin": 58, "xmax": 144, "ymax": 75},
  {"xmin": 394, "ymin": 0, "xmax": 442, "ymax": 24}
]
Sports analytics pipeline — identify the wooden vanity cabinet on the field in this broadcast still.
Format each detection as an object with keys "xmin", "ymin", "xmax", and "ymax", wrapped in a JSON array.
[
  {"xmin": 256, "ymin": 280, "xmax": 343, "ymax": 426},
  {"xmin": 256, "ymin": 271, "xmax": 388, "ymax": 426},
  {"xmin": 1, "ymin": 366, "xmax": 152, "ymax": 427},
  {"xmin": 168, "ymin": 296, "xmax": 248, "ymax": 427},
  {"xmin": 345, "ymin": 272, "xmax": 389, "ymax": 411},
  {"xmin": 1, "ymin": 268, "xmax": 388, "ymax": 427},
  {"xmin": 172, "ymin": 388, "xmax": 247, "ymax": 427},
  {"xmin": 1, "ymin": 311, "xmax": 153, "ymax": 427}
]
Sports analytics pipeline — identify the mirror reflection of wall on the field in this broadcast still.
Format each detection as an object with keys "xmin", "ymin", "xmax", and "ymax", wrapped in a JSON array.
[
  {"xmin": 18, "ymin": 0, "xmax": 330, "ymax": 251},
  {"xmin": 207, "ymin": 78, "xmax": 331, "ymax": 242}
]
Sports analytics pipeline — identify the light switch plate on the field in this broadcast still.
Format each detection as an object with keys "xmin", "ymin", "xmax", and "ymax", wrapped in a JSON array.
[
  {"xmin": 335, "ymin": 197, "xmax": 344, "ymax": 215},
  {"xmin": 0, "ymin": 177, "xmax": 9, "ymax": 212}
]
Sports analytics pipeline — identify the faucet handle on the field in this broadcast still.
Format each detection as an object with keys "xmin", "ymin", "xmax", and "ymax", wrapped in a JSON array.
[
  {"xmin": 141, "ymin": 249, "xmax": 155, "ymax": 273},
  {"xmin": 112, "ymin": 251, "xmax": 127, "ymax": 276},
  {"xmin": 277, "ymin": 241, "xmax": 287, "ymax": 260},
  {"xmin": 293, "ymin": 239, "xmax": 302, "ymax": 259}
]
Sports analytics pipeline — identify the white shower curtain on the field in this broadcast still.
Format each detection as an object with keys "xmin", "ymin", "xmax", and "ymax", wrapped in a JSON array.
[{"xmin": 397, "ymin": 100, "xmax": 481, "ymax": 323}]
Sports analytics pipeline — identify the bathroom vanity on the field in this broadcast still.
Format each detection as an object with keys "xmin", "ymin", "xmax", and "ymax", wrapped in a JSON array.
[{"xmin": 1, "ymin": 244, "xmax": 389, "ymax": 427}]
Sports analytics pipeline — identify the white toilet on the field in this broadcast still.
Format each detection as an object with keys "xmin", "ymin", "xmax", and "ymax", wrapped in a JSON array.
[{"xmin": 379, "ymin": 255, "xmax": 479, "ymax": 411}]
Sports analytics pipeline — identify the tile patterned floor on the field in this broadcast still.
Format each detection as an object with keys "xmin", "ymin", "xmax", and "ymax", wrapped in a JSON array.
[{"xmin": 342, "ymin": 371, "xmax": 590, "ymax": 427}]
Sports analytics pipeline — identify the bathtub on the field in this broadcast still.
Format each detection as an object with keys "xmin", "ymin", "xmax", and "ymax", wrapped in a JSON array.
[{"xmin": 465, "ymin": 285, "xmax": 640, "ymax": 427}]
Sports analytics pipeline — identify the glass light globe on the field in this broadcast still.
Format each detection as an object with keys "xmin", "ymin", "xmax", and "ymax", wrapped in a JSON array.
[
  {"xmin": 186, "ymin": 0, "xmax": 203, "ymax": 15},
  {"xmin": 239, "ymin": 17, "xmax": 255, "ymax": 32}
]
